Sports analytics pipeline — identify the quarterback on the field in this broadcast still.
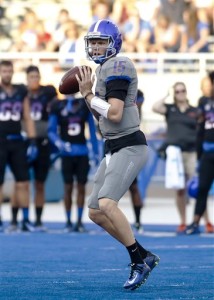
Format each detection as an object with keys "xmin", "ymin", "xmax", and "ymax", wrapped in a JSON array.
[{"xmin": 76, "ymin": 19, "xmax": 160, "ymax": 290}]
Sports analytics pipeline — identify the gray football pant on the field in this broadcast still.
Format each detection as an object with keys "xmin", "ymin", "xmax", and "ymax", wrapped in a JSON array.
[{"xmin": 88, "ymin": 145, "xmax": 148, "ymax": 209}]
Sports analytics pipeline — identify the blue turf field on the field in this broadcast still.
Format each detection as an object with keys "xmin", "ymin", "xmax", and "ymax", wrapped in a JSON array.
[{"xmin": 0, "ymin": 224, "xmax": 214, "ymax": 300}]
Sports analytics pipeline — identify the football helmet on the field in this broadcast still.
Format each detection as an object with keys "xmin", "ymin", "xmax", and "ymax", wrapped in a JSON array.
[
  {"xmin": 84, "ymin": 19, "xmax": 122, "ymax": 64},
  {"xmin": 187, "ymin": 175, "xmax": 198, "ymax": 199}
]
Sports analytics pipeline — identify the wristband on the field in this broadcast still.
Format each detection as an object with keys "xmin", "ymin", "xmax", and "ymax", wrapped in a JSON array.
[{"xmin": 90, "ymin": 96, "xmax": 110, "ymax": 118}]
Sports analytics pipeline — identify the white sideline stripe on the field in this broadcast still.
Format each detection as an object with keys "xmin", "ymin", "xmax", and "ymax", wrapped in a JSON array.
[
  {"xmin": 174, "ymin": 244, "xmax": 214, "ymax": 249},
  {"xmin": 160, "ymin": 266, "xmax": 213, "ymax": 270},
  {"xmin": 143, "ymin": 232, "xmax": 176, "ymax": 237},
  {"xmin": 151, "ymin": 244, "xmax": 214, "ymax": 249},
  {"xmin": 102, "ymin": 269, "xmax": 122, "ymax": 272}
]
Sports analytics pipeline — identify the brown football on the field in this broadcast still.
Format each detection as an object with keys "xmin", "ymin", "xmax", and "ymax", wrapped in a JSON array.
[{"xmin": 59, "ymin": 66, "xmax": 92, "ymax": 95}]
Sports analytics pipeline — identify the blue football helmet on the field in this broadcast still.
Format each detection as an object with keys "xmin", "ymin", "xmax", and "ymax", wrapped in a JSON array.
[
  {"xmin": 84, "ymin": 19, "xmax": 122, "ymax": 64},
  {"xmin": 187, "ymin": 175, "xmax": 198, "ymax": 199}
]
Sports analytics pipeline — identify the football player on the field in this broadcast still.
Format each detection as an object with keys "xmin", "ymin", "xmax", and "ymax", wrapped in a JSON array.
[
  {"xmin": 0, "ymin": 60, "xmax": 37, "ymax": 232},
  {"xmin": 48, "ymin": 95, "xmax": 99, "ymax": 232},
  {"xmin": 186, "ymin": 74, "xmax": 214, "ymax": 234},
  {"xmin": 25, "ymin": 65, "xmax": 57, "ymax": 230},
  {"xmin": 75, "ymin": 20, "xmax": 160, "ymax": 290}
]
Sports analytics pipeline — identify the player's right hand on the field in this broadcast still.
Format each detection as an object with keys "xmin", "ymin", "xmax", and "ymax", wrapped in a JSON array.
[{"xmin": 55, "ymin": 140, "xmax": 72, "ymax": 155}]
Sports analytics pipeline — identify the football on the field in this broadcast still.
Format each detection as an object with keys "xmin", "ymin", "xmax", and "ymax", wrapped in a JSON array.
[{"xmin": 59, "ymin": 65, "xmax": 91, "ymax": 95}]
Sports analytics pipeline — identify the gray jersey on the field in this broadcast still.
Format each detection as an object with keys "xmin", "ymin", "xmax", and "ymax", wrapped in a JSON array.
[{"xmin": 95, "ymin": 56, "xmax": 140, "ymax": 139}]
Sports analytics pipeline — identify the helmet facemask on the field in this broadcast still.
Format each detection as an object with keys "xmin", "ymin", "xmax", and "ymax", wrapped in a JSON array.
[{"xmin": 85, "ymin": 35, "xmax": 116, "ymax": 64}]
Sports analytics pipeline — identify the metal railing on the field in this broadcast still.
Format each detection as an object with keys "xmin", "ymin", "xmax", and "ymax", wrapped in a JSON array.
[{"xmin": 0, "ymin": 52, "xmax": 213, "ymax": 74}]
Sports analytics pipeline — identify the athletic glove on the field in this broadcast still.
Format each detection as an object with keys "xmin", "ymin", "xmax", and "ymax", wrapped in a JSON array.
[
  {"xmin": 27, "ymin": 138, "xmax": 38, "ymax": 163},
  {"xmin": 55, "ymin": 140, "xmax": 72, "ymax": 156}
]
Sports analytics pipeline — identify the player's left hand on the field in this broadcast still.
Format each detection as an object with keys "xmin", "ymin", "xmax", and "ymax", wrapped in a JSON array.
[
  {"xmin": 76, "ymin": 66, "xmax": 94, "ymax": 98},
  {"xmin": 61, "ymin": 142, "xmax": 72, "ymax": 155},
  {"xmin": 27, "ymin": 139, "xmax": 38, "ymax": 163}
]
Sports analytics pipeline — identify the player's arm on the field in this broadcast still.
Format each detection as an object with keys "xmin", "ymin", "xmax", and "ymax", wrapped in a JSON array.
[
  {"xmin": 47, "ymin": 100, "xmax": 62, "ymax": 145},
  {"xmin": 23, "ymin": 96, "xmax": 36, "ymax": 138},
  {"xmin": 47, "ymin": 112, "xmax": 73, "ymax": 155},
  {"xmin": 23, "ymin": 96, "xmax": 38, "ymax": 162},
  {"xmin": 47, "ymin": 112, "xmax": 64, "ymax": 149}
]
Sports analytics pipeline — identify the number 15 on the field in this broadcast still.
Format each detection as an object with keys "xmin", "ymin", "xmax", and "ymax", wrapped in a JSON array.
[{"xmin": 113, "ymin": 61, "xmax": 126, "ymax": 73}]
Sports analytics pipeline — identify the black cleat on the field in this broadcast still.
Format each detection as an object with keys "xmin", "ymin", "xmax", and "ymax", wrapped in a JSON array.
[
  {"xmin": 63, "ymin": 221, "xmax": 73, "ymax": 233},
  {"xmin": 22, "ymin": 221, "xmax": 35, "ymax": 232},
  {"xmin": 144, "ymin": 251, "xmax": 160, "ymax": 271},
  {"xmin": 73, "ymin": 222, "xmax": 88, "ymax": 233},
  {"xmin": 6, "ymin": 222, "xmax": 20, "ymax": 233},
  {"xmin": 34, "ymin": 221, "xmax": 47, "ymax": 232},
  {"xmin": 186, "ymin": 223, "xmax": 200, "ymax": 235},
  {"xmin": 124, "ymin": 262, "xmax": 151, "ymax": 290}
]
